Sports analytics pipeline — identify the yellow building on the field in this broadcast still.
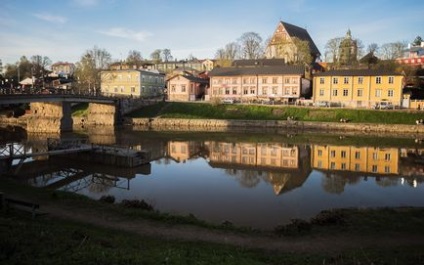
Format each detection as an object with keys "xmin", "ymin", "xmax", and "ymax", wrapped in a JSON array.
[
  {"xmin": 100, "ymin": 69, "xmax": 165, "ymax": 98},
  {"xmin": 311, "ymin": 145, "xmax": 399, "ymax": 175},
  {"xmin": 313, "ymin": 69, "xmax": 404, "ymax": 108}
]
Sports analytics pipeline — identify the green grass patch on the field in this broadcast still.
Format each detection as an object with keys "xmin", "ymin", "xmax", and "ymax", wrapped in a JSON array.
[
  {"xmin": 129, "ymin": 102, "xmax": 423, "ymax": 125},
  {"xmin": 71, "ymin": 103, "xmax": 89, "ymax": 117}
]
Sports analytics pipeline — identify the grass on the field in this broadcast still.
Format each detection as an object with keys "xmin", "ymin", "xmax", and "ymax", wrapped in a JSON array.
[
  {"xmin": 2, "ymin": 179, "xmax": 424, "ymax": 264},
  {"xmin": 126, "ymin": 102, "xmax": 424, "ymax": 125}
]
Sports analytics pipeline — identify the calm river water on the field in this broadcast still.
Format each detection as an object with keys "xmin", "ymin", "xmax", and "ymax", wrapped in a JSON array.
[{"xmin": 2, "ymin": 126, "xmax": 424, "ymax": 230}]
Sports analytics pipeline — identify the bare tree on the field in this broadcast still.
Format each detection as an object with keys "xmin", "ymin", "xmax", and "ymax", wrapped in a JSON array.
[
  {"xmin": 238, "ymin": 32, "xmax": 263, "ymax": 59},
  {"xmin": 31, "ymin": 55, "xmax": 51, "ymax": 79},
  {"xmin": 74, "ymin": 46, "xmax": 111, "ymax": 93},
  {"xmin": 126, "ymin": 50, "xmax": 143, "ymax": 68},
  {"xmin": 378, "ymin": 42, "xmax": 407, "ymax": 60},
  {"xmin": 224, "ymin": 42, "xmax": 240, "ymax": 60},
  {"xmin": 324, "ymin": 37, "xmax": 342, "ymax": 63},
  {"xmin": 162, "ymin": 49, "xmax": 173, "ymax": 62},
  {"xmin": 150, "ymin": 49, "xmax": 162, "ymax": 63},
  {"xmin": 367, "ymin": 43, "xmax": 379, "ymax": 54}
]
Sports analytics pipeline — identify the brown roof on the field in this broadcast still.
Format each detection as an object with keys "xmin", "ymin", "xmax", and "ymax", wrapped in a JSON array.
[
  {"xmin": 209, "ymin": 65, "xmax": 305, "ymax": 77},
  {"xmin": 313, "ymin": 69, "xmax": 402, "ymax": 77},
  {"xmin": 281, "ymin": 21, "xmax": 320, "ymax": 56}
]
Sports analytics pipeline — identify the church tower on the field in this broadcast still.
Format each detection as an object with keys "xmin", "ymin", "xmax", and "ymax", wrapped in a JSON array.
[{"xmin": 338, "ymin": 29, "xmax": 358, "ymax": 66}]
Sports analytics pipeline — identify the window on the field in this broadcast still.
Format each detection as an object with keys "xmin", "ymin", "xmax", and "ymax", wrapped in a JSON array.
[
  {"xmin": 318, "ymin": 150, "xmax": 323, "ymax": 157},
  {"xmin": 225, "ymin": 88, "xmax": 230, "ymax": 95},
  {"xmin": 343, "ymin": 77, "xmax": 349, "ymax": 84},
  {"xmin": 232, "ymin": 87, "xmax": 237, "ymax": 95},
  {"xmin": 330, "ymin": 150, "xmax": 336, "ymax": 157},
  {"xmin": 388, "ymin": 76, "xmax": 394, "ymax": 84},
  {"xmin": 373, "ymin": 152, "xmax": 378, "ymax": 160},
  {"xmin": 341, "ymin": 150, "xmax": 346, "ymax": 158},
  {"xmin": 388, "ymin": 89, "xmax": 394, "ymax": 97},
  {"xmin": 341, "ymin": 163, "xmax": 346, "ymax": 170},
  {"xmin": 171, "ymin": 85, "xmax": 176, "ymax": 92},
  {"xmin": 333, "ymin": 77, "xmax": 338, "ymax": 84},
  {"xmin": 357, "ymin": 89, "xmax": 363, "ymax": 97},
  {"xmin": 181, "ymin": 85, "xmax": 186, "ymax": 92},
  {"xmin": 243, "ymin": 89, "xmax": 248, "ymax": 95},
  {"xmin": 355, "ymin": 151, "xmax": 361, "ymax": 159},
  {"xmin": 358, "ymin": 77, "xmax": 364, "ymax": 84},
  {"xmin": 250, "ymin": 87, "xmax": 255, "ymax": 94},
  {"xmin": 262, "ymin": 77, "xmax": 267, "ymax": 84},
  {"xmin": 131, "ymin": 87, "xmax": 135, "ymax": 93},
  {"xmin": 330, "ymin": 162, "xmax": 336, "ymax": 169},
  {"xmin": 243, "ymin": 78, "xmax": 248, "ymax": 84},
  {"xmin": 385, "ymin": 166, "xmax": 391, "ymax": 173},
  {"xmin": 385, "ymin": 153, "xmax": 391, "ymax": 161},
  {"xmin": 372, "ymin": 165, "xmax": 378, "ymax": 173},
  {"xmin": 262, "ymin": 87, "xmax": 268, "ymax": 95},
  {"xmin": 376, "ymin": 76, "xmax": 382, "ymax": 84},
  {"xmin": 355, "ymin": 164, "xmax": 360, "ymax": 171},
  {"xmin": 319, "ymin": 89, "xmax": 324, "ymax": 96},
  {"xmin": 319, "ymin": 77, "xmax": 325, "ymax": 84},
  {"xmin": 114, "ymin": 86, "xmax": 118, "ymax": 93},
  {"xmin": 272, "ymin": 87, "xmax": 277, "ymax": 94},
  {"xmin": 332, "ymin": 89, "xmax": 338, "ymax": 96},
  {"xmin": 272, "ymin": 77, "xmax": 278, "ymax": 84},
  {"xmin": 375, "ymin": 89, "xmax": 382, "ymax": 97},
  {"xmin": 232, "ymin": 78, "xmax": 237, "ymax": 84},
  {"xmin": 285, "ymin": 77, "xmax": 290, "ymax": 84},
  {"xmin": 343, "ymin": 89, "xmax": 349, "ymax": 96}
]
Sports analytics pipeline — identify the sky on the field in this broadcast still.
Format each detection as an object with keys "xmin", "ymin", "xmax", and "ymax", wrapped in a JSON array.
[{"xmin": 1, "ymin": 0, "xmax": 423, "ymax": 68}]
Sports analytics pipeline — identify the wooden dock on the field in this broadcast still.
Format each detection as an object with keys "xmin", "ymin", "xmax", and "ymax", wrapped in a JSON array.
[{"xmin": 1, "ymin": 138, "xmax": 151, "ymax": 171}]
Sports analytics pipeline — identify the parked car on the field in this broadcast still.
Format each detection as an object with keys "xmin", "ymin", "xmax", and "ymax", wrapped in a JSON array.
[
  {"xmin": 374, "ymin": 101, "xmax": 394, "ymax": 110},
  {"xmin": 222, "ymin": 98, "xmax": 235, "ymax": 104}
]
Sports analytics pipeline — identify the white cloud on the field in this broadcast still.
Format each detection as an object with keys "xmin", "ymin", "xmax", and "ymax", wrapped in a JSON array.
[
  {"xmin": 34, "ymin": 13, "xmax": 67, "ymax": 24},
  {"xmin": 99, "ymin": 27, "xmax": 151, "ymax": 42}
]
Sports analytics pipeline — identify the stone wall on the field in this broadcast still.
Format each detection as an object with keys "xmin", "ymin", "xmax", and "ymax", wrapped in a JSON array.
[
  {"xmin": 26, "ymin": 102, "xmax": 72, "ymax": 133},
  {"xmin": 87, "ymin": 103, "xmax": 117, "ymax": 126},
  {"xmin": 128, "ymin": 117, "xmax": 424, "ymax": 134}
]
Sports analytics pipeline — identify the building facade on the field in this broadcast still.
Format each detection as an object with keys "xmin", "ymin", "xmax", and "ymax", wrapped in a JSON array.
[
  {"xmin": 313, "ymin": 69, "xmax": 404, "ymax": 108},
  {"xmin": 167, "ymin": 74, "xmax": 209, "ymax": 101},
  {"xmin": 338, "ymin": 29, "xmax": 358, "ymax": 66},
  {"xmin": 51, "ymin": 62, "xmax": 75, "ymax": 77},
  {"xmin": 100, "ymin": 69, "xmax": 165, "ymax": 98},
  {"xmin": 208, "ymin": 64, "xmax": 307, "ymax": 104}
]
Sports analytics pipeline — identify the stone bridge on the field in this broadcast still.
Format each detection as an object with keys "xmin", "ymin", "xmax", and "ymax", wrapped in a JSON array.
[{"xmin": 0, "ymin": 94, "xmax": 150, "ymax": 133}]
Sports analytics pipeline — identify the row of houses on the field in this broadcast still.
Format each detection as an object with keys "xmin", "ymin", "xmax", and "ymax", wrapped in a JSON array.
[{"xmin": 98, "ymin": 20, "xmax": 424, "ymax": 109}]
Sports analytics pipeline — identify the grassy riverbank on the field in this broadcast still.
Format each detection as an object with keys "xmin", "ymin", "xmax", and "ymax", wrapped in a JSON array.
[
  {"xmin": 2, "ymin": 179, "xmax": 424, "ymax": 264},
  {"xmin": 127, "ymin": 102, "xmax": 423, "ymax": 125}
]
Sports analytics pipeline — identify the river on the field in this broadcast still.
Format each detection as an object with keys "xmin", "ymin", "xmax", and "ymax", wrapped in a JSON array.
[{"xmin": 2, "ymin": 125, "xmax": 424, "ymax": 230}]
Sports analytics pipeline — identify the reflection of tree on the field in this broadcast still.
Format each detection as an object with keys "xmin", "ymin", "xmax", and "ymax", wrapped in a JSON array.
[
  {"xmin": 229, "ymin": 170, "xmax": 261, "ymax": 188},
  {"xmin": 322, "ymin": 174, "xmax": 346, "ymax": 194},
  {"xmin": 88, "ymin": 174, "xmax": 113, "ymax": 193},
  {"xmin": 375, "ymin": 177, "xmax": 399, "ymax": 187}
]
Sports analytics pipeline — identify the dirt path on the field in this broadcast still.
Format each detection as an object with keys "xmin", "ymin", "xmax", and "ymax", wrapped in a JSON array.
[{"xmin": 36, "ymin": 200, "xmax": 424, "ymax": 254}]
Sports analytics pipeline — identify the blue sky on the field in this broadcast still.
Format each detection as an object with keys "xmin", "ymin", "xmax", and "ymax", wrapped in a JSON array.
[{"xmin": 1, "ymin": 0, "xmax": 423, "ymax": 67}]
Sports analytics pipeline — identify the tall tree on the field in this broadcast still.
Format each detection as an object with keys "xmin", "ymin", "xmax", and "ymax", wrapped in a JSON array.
[
  {"xmin": 162, "ymin": 49, "xmax": 173, "ymax": 62},
  {"xmin": 324, "ymin": 37, "xmax": 343, "ymax": 63},
  {"xmin": 291, "ymin": 37, "xmax": 312, "ymax": 65},
  {"xmin": 126, "ymin": 50, "xmax": 143, "ymax": 68},
  {"xmin": 378, "ymin": 42, "xmax": 406, "ymax": 60},
  {"xmin": 31, "ymin": 55, "xmax": 51, "ymax": 83},
  {"xmin": 238, "ymin": 32, "xmax": 263, "ymax": 59},
  {"xmin": 74, "ymin": 46, "xmax": 111, "ymax": 93},
  {"xmin": 367, "ymin": 43, "xmax": 379, "ymax": 54},
  {"xmin": 150, "ymin": 49, "xmax": 162, "ymax": 63}
]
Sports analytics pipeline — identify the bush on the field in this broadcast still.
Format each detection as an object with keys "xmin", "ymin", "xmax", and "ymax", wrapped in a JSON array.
[{"xmin": 120, "ymin": 199, "xmax": 154, "ymax": 211}]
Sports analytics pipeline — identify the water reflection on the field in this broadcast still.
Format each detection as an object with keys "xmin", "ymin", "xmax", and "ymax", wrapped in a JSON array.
[{"xmin": 2, "ymin": 128, "xmax": 424, "ymax": 229}]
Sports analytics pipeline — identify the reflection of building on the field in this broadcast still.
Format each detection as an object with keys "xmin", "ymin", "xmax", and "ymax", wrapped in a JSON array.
[
  {"xmin": 205, "ymin": 141, "xmax": 311, "ymax": 194},
  {"xmin": 167, "ymin": 141, "xmax": 203, "ymax": 163},
  {"xmin": 311, "ymin": 145, "xmax": 399, "ymax": 175}
]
